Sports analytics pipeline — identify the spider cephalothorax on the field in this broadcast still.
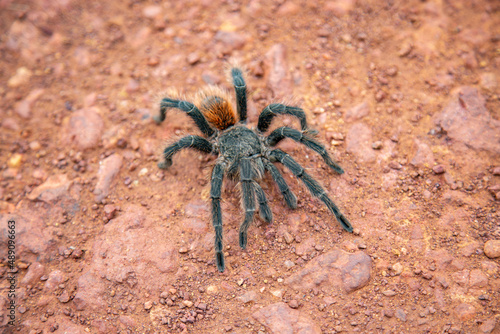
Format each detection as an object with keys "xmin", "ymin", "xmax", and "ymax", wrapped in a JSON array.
[{"xmin": 155, "ymin": 67, "xmax": 353, "ymax": 272}]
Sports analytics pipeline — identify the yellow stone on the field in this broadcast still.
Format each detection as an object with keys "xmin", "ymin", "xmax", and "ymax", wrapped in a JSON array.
[{"xmin": 7, "ymin": 153, "xmax": 23, "ymax": 168}]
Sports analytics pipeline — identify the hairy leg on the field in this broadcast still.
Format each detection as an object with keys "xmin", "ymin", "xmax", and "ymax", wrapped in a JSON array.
[
  {"xmin": 263, "ymin": 160, "xmax": 297, "ymax": 209},
  {"xmin": 158, "ymin": 135, "xmax": 215, "ymax": 169},
  {"xmin": 155, "ymin": 98, "xmax": 215, "ymax": 137},
  {"xmin": 210, "ymin": 162, "xmax": 226, "ymax": 272},
  {"xmin": 253, "ymin": 181, "xmax": 272, "ymax": 223},
  {"xmin": 231, "ymin": 68, "xmax": 247, "ymax": 123},
  {"xmin": 266, "ymin": 126, "xmax": 344, "ymax": 174},
  {"xmin": 239, "ymin": 158, "xmax": 256, "ymax": 249},
  {"xmin": 268, "ymin": 149, "xmax": 353, "ymax": 232},
  {"xmin": 257, "ymin": 103, "xmax": 317, "ymax": 133}
]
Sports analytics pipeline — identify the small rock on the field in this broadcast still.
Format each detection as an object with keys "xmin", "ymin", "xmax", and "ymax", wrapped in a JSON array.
[
  {"xmin": 484, "ymin": 240, "xmax": 500, "ymax": 258},
  {"xmin": 288, "ymin": 300, "xmax": 299, "ymax": 309},
  {"xmin": 382, "ymin": 290, "xmax": 397, "ymax": 297},
  {"xmin": 388, "ymin": 161, "xmax": 402, "ymax": 170},
  {"xmin": 44, "ymin": 270, "xmax": 65, "ymax": 291},
  {"xmin": 7, "ymin": 153, "xmax": 23, "ymax": 168},
  {"xmin": 265, "ymin": 44, "xmax": 292, "ymax": 98},
  {"xmin": 285, "ymin": 249, "xmax": 372, "ymax": 293},
  {"xmin": 434, "ymin": 86, "xmax": 500, "ymax": 154},
  {"xmin": 2, "ymin": 118, "xmax": 20, "ymax": 131},
  {"xmin": 126, "ymin": 79, "xmax": 140, "ymax": 93},
  {"xmin": 214, "ymin": 31, "xmax": 246, "ymax": 54},
  {"xmin": 144, "ymin": 301, "xmax": 153, "ymax": 310},
  {"xmin": 103, "ymin": 204, "xmax": 117, "ymax": 220},
  {"xmin": 94, "ymin": 154, "xmax": 123, "ymax": 203},
  {"xmin": 455, "ymin": 303, "xmax": 475, "ymax": 321},
  {"xmin": 345, "ymin": 102, "xmax": 370, "ymax": 122},
  {"xmin": 8, "ymin": 66, "xmax": 32, "ymax": 87},
  {"xmin": 392, "ymin": 262, "xmax": 403, "ymax": 275},
  {"xmin": 432, "ymin": 165, "xmax": 445, "ymax": 174},
  {"xmin": 237, "ymin": 291, "xmax": 257, "ymax": 304},
  {"xmin": 469, "ymin": 269, "xmax": 488, "ymax": 288},
  {"xmin": 346, "ymin": 123, "xmax": 376, "ymax": 163},
  {"xmin": 182, "ymin": 300, "xmax": 193, "ymax": 308},
  {"xmin": 179, "ymin": 247, "xmax": 188, "ymax": 254},
  {"xmin": 479, "ymin": 72, "xmax": 497, "ymax": 91},
  {"xmin": 398, "ymin": 42, "xmax": 412, "ymax": 57},
  {"xmin": 479, "ymin": 317, "xmax": 497, "ymax": 334},
  {"xmin": 186, "ymin": 52, "xmax": 201, "ymax": 65},
  {"xmin": 395, "ymin": 308, "xmax": 407, "ymax": 321},
  {"xmin": 372, "ymin": 141, "xmax": 383, "ymax": 150},
  {"xmin": 58, "ymin": 290, "xmax": 71, "ymax": 303},
  {"xmin": 62, "ymin": 107, "xmax": 104, "ymax": 150},
  {"xmin": 21, "ymin": 262, "xmax": 45, "ymax": 285},
  {"xmin": 283, "ymin": 231, "xmax": 294, "ymax": 244},
  {"xmin": 143, "ymin": 5, "xmax": 162, "ymax": 18},
  {"xmin": 15, "ymin": 88, "xmax": 45, "ymax": 119},
  {"xmin": 253, "ymin": 302, "xmax": 321, "ymax": 334}
]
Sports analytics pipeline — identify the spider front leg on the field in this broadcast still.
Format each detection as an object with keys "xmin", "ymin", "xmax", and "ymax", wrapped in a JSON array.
[
  {"xmin": 231, "ymin": 67, "xmax": 247, "ymax": 123},
  {"xmin": 156, "ymin": 97, "xmax": 215, "ymax": 137},
  {"xmin": 239, "ymin": 158, "xmax": 256, "ymax": 249},
  {"xmin": 158, "ymin": 135, "xmax": 215, "ymax": 169},
  {"xmin": 210, "ymin": 162, "xmax": 226, "ymax": 272},
  {"xmin": 257, "ymin": 103, "xmax": 317, "ymax": 134},
  {"xmin": 268, "ymin": 149, "xmax": 353, "ymax": 232},
  {"xmin": 267, "ymin": 126, "xmax": 344, "ymax": 174}
]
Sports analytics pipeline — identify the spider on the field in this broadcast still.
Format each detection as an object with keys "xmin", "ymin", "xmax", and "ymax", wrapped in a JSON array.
[{"xmin": 154, "ymin": 66, "xmax": 353, "ymax": 272}]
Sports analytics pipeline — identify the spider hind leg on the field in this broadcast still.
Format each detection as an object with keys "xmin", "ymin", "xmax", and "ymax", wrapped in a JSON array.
[
  {"xmin": 210, "ymin": 163, "xmax": 226, "ymax": 272},
  {"xmin": 253, "ymin": 181, "xmax": 272, "ymax": 223},
  {"xmin": 269, "ymin": 149, "xmax": 353, "ymax": 232},
  {"xmin": 267, "ymin": 126, "xmax": 344, "ymax": 174},
  {"xmin": 239, "ymin": 158, "xmax": 256, "ymax": 249}
]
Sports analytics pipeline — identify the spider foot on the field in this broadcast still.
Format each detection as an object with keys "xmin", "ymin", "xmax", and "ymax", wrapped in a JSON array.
[
  {"xmin": 239, "ymin": 231, "xmax": 247, "ymax": 249},
  {"xmin": 216, "ymin": 252, "xmax": 225, "ymax": 272},
  {"xmin": 158, "ymin": 159, "xmax": 173, "ymax": 169},
  {"xmin": 153, "ymin": 114, "xmax": 164, "ymax": 124},
  {"xmin": 304, "ymin": 128, "xmax": 319, "ymax": 136},
  {"xmin": 259, "ymin": 206, "xmax": 273, "ymax": 223},
  {"xmin": 337, "ymin": 213, "xmax": 353, "ymax": 232}
]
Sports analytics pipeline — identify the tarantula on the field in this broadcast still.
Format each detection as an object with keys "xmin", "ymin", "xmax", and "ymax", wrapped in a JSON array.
[{"xmin": 155, "ymin": 66, "xmax": 353, "ymax": 272}]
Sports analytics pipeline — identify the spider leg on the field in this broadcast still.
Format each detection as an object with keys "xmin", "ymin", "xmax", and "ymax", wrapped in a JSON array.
[
  {"xmin": 253, "ymin": 181, "xmax": 272, "ymax": 223},
  {"xmin": 268, "ymin": 149, "xmax": 353, "ymax": 232},
  {"xmin": 158, "ymin": 135, "xmax": 215, "ymax": 169},
  {"xmin": 231, "ymin": 67, "xmax": 247, "ymax": 123},
  {"xmin": 210, "ymin": 162, "xmax": 226, "ymax": 272},
  {"xmin": 155, "ymin": 98, "xmax": 215, "ymax": 137},
  {"xmin": 267, "ymin": 126, "xmax": 344, "ymax": 174},
  {"xmin": 257, "ymin": 103, "xmax": 317, "ymax": 133},
  {"xmin": 239, "ymin": 158, "xmax": 256, "ymax": 249},
  {"xmin": 263, "ymin": 160, "xmax": 297, "ymax": 209}
]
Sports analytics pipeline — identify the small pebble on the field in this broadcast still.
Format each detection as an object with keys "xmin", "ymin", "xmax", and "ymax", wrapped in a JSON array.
[
  {"xmin": 288, "ymin": 300, "xmax": 299, "ymax": 309},
  {"xmin": 372, "ymin": 141, "xmax": 383, "ymax": 150},
  {"xmin": 144, "ymin": 301, "xmax": 153, "ymax": 310},
  {"xmin": 484, "ymin": 240, "xmax": 500, "ymax": 258},
  {"xmin": 182, "ymin": 300, "xmax": 193, "ymax": 308},
  {"xmin": 432, "ymin": 165, "xmax": 445, "ymax": 174}
]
